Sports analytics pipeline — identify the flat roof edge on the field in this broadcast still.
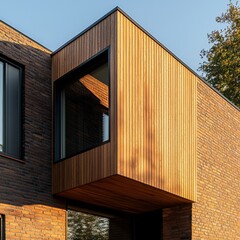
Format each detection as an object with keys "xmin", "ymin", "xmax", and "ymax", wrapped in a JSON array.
[
  {"xmin": 52, "ymin": 7, "xmax": 239, "ymax": 112},
  {"xmin": 117, "ymin": 9, "xmax": 239, "ymax": 112},
  {"xmin": 0, "ymin": 20, "xmax": 52, "ymax": 53}
]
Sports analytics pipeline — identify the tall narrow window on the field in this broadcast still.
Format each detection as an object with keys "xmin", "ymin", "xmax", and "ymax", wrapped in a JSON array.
[
  {"xmin": 0, "ymin": 214, "xmax": 5, "ymax": 240},
  {"xmin": 0, "ymin": 58, "xmax": 21, "ymax": 158},
  {"xmin": 0, "ymin": 62, "xmax": 3, "ymax": 152},
  {"xmin": 55, "ymin": 51, "xmax": 109, "ymax": 161}
]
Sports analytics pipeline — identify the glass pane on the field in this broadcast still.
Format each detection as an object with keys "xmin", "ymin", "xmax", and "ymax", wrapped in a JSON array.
[
  {"xmin": 102, "ymin": 113, "xmax": 109, "ymax": 142},
  {"xmin": 0, "ymin": 214, "xmax": 5, "ymax": 240},
  {"xmin": 68, "ymin": 210, "xmax": 109, "ymax": 240},
  {"xmin": 0, "ymin": 62, "xmax": 3, "ymax": 152},
  {"xmin": 61, "ymin": 59, "xmax": 109, "ymax": 159},
  {"xmin": 5, "ymin": 64, "xmax": 20, "ymax": 157}
]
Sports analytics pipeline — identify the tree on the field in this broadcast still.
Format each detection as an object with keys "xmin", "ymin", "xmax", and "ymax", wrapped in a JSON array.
[{"xmin": 199, "ymin": 1, "xmax": 240, "ymax": 108}]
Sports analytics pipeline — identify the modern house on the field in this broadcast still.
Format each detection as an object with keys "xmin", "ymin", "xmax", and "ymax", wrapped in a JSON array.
[{"xmin": 0, "ymin": 7, "xmax": 239, "ymax": 239}]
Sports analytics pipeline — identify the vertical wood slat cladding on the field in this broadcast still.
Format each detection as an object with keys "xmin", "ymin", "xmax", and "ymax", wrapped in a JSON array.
[
  {"xmin": 117, "ymin": 12, "xmax": 197, "ymax": 201},
  {"xmin": 52, "ymin": 9, "xmax": 197, "ymax": 203},
  {"xmin": 52, "ymin": 13, "xmax": 117, "ymax": 194}
]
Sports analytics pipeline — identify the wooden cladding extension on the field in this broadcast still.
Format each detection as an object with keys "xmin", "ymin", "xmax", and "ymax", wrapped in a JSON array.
[
  {"xmin": 116, "ymin": 11, "xmax": 197, "ymax": 201},
  {"xmin": 52, "ymin": 12, "xmax": 118, "ymax": 194},
  {"xmin": 52, "ymin": 9, "xmax": 197, "ymax": 205}
]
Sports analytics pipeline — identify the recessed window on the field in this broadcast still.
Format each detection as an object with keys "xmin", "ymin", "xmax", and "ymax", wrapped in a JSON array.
[
  {"xmin": 0, "ymin": 58, "xmax": 22, "ymax": 158},
  {"xmin": 68, "ymin": 210, "xmax": 109, "ymax": 240},
  {"xmin": 55, "ymin": 51, "xmax": 109, "ymax": 161},
  {"xmin": 67, "ymin": 207, "xmax": 133, "ymax": 240}
]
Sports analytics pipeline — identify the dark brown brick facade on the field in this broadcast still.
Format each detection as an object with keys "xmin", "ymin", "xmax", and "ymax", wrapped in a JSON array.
[
  {"xmin": 0, "ymin": 21, "xmax": 66, "ymax": 239},
  {"xmin": 163, "ymin": 204, "xmax": 192, "ymax": 240}
]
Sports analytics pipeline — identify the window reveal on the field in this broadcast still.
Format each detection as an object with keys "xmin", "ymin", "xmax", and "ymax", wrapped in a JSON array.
[{"xmin": 55, "ymin": 51, "xmax": 109, "ymax": 161}]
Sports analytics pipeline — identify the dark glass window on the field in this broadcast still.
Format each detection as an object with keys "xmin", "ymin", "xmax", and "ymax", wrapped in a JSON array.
[
  {"xmin": 0, "ymin": 214, "xmax": 5, "ymax": 240},
  {"xmin": 55, "ymin": 51, "xmax": 109, "ymax": 161},
  {"xmin": 67, "ymin": 207, "xmax": 133, "ymax": 240},
  {"xmin": 0, "ymin": 58, "xmax": 21, "ymax": 158},
  {"xmin": 68, "ymin": 210, "xmax": 109, "ymax": 240}
]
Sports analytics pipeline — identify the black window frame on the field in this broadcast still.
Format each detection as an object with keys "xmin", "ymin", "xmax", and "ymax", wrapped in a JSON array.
[
  {"xmin": 54, "ymin": 49, "xmax": 110, "ymax": 162},
  {"xmin": 0, "ymin": 55, "xmax": 22, "ymax": 159}
]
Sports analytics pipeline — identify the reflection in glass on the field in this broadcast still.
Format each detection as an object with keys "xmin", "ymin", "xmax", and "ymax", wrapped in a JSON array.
[
  {"xmin": 102, "ymin": 113, "xmax": 109, "ymax": 142},
  {"xmin": 0, "ymin": 60, "xmax": 21, "ymax": 158},
  {"xmin": 6, "ymin": 64, "xmax": 21, "ymax": 157},
  {"xmin": 60, "ymin": 60, "xmax": 109, "ymax": 159},
  {"xmin": 68, "ymin": 210, "xmax": 109, "ymax": 240}
]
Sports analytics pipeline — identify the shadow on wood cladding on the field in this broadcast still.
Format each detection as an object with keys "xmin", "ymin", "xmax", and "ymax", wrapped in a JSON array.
[
  {"xmin": 117, "ymin": 11, "xmax": 196, "ymax": 201},
  {"xmin": 52, "ymin": 9, "xmax": 197, "ymax": 207}
]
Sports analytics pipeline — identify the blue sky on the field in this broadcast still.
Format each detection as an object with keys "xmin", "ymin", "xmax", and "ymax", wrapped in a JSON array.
[{"xmin": 0, "ymin": 0, "xmax": 232, "ymax": 72}]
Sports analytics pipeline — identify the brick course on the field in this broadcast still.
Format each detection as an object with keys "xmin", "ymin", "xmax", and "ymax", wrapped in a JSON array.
[
  {"xmin": 162, "ymin": 81, "xmax": 240, "ymax": 239},
  {"xmin": 0, "ymin": 21, "xmax": 66, "ymax": 239},
  {"xmin": 163, "ymin": 204, "xmax": 192, "ymax": 240},
  {"xmin": 192, "ymin": 80, "xmax": 240, "ymax": 239}
]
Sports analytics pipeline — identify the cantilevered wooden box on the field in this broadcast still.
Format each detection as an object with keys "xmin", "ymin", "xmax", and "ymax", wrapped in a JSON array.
[{"xmin": 52, "ymin": 8, "xmax": 197, "ymax": 213}]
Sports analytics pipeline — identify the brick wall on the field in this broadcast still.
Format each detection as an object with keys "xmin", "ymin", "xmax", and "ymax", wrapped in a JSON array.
[
  {"xmin": 162, "ymin": 81, "xmax": 240, "ymax": 239},
  {"xmin": 0, "ymin": 21, "xmax": 66, "ymax": 239},
  {"xmin": 162, "ymin": 204, "xmax": 192, "ymax": 240},
  {"xmin": 192, "ymin": 80, "xmax": 240, "ymax": 239}
]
